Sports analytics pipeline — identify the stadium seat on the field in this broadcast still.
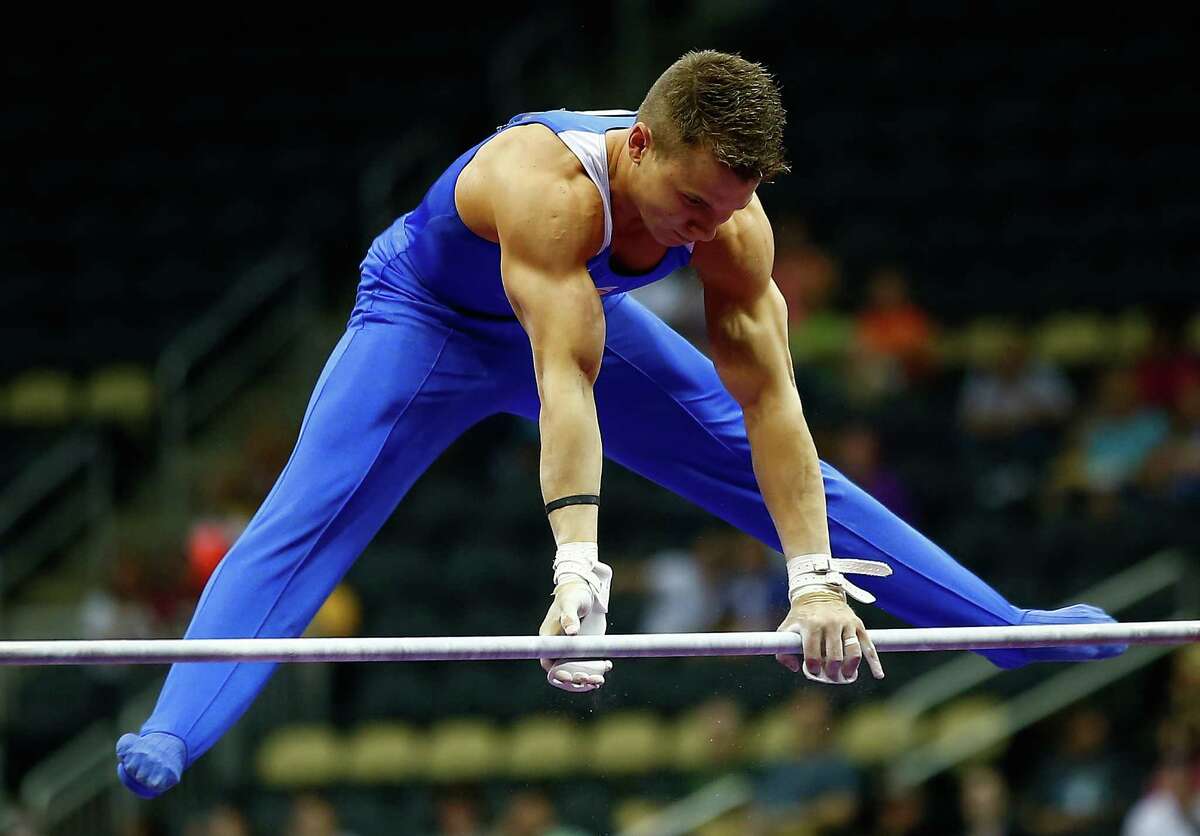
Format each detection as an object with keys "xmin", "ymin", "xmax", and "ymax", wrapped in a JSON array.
[
  {"xmin": 1032, "ymin": 312, "xmax": 1110, "ymax": 366},
  {"xmin": 588, "ymin": 710, "xmax": 670, "ymax": 776},
  {"xmin": 80, "ymin": 364, "xmax": 155, "ymax": 425},
  {"xmin": 506, "ymin": 714, "xmax": 586, "ymax": 779},
  {"xmin": 670, "ymin": 698, "xmax": 747, "ymax": 772},
  {"xmin": 256, "ymin": 725, "xmax": 347, "ymax": 787},
  {"xmin": 744, "ymin": 703, "xmax": 799, "ymax": 764},
  {"xmin": 344, "ymin": 722, "xmax": 426, "ymax": 784},
  {"xmin": 957, "ymin": 318, "xmax": 1024, "ymax": 368},
  {"xmin": 423, "ymin": 718, "xmax": 505, "ymax": 782},
  {"xmin": 837, "ymin": 703, "xmax": 920, "ymax": 766},
  {"xmin": 1187, "ymin": 311, "xmax": 1200, "ymax": 353},
  {"xmin": 1111, "ymin": 309, "xmax": 1153, "ymax": 361},
  {"xmin": 5, "ymin": 369, "xmax": 76, "ymax": 425},
  {"xmin": 925, "ymin": 696, "xmax": 1009, "ymax": 763}
]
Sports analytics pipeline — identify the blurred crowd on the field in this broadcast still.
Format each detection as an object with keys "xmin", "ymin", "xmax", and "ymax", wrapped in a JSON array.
[
  {"xmin": 28, "ymin": 218, "xmax": 1197, "ymax": 835},
  {"xmin": 70, "ymin": 642, "xmax": 1194, "ymax": 835}
]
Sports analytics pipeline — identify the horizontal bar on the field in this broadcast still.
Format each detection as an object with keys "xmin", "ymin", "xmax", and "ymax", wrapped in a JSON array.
[{"xmin": 0, "ymin": 622, "xmax": 1196, "ymax": 666}]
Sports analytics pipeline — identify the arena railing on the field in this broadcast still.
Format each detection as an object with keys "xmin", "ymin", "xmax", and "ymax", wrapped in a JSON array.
[
  {"xmin": 0, "ymin": 433, "xmax": 112, "ymax": 598},
  {"xmin": 156, "ymin": 248, "xmax": 317, "ymax": 519},
  {"xmin": 0, "ymin": 249, "xmax": 318, "ymax": 604}
]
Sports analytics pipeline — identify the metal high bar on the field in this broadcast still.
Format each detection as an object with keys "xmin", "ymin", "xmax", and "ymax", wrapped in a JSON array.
[{"xmin": 0, "ymin": 621, "xmax": 1195, "ymax": 666}]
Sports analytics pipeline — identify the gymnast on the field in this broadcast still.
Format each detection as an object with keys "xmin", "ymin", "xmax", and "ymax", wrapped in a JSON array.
[{"xmin": 115, "ymin": 50, "xmax": 1124, "ymax": 798}]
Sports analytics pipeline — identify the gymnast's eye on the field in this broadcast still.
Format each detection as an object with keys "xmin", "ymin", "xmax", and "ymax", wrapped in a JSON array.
[{"xmin": 682, "ymin": 194, "xmax": 704, "ymax": 206}]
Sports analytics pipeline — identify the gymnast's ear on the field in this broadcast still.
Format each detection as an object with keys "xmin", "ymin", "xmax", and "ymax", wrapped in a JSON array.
[{"xmin": 627, "ymin": 122, "xmax": 652, "ymax": 165}]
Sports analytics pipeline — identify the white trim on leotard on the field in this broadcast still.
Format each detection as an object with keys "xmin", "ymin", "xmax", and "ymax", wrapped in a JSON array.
[{"xmin": 556, "ymin": 129, "xmax": 614, "ymax": 256}]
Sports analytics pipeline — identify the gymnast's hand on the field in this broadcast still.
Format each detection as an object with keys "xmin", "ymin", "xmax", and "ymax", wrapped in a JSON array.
[
  {"xmin": 775, "ymin": 589, "xmax": 884, "ymax": 685},
  {"xmin": 538, "ymin": 577, "xmax": 613, "ymax": 693}
]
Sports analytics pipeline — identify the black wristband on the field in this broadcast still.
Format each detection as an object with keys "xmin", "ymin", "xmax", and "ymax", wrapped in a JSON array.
[{"xmin": 544, "ymin": 494, "xmax": 600, "ymax": 515}]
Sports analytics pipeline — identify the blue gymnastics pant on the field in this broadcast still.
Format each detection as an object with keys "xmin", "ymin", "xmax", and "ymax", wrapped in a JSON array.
[{"xmin": 138, "ymin": 285, "xmax": 1114, "ymax": 768}]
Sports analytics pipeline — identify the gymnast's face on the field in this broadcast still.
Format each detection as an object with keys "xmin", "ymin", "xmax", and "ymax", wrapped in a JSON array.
[{"xmin": 627, "ymin": 123, "xmax": 759, "ymax": 247}]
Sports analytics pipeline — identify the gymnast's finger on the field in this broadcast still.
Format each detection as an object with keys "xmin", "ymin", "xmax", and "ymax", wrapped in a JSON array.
[
  {"xmin": 842, "ymin": 626, "xmax": 862, "ymax": 681},
  {"xmin": 860, "ymin": 625, "xmax": 884, "ymax": 679}
]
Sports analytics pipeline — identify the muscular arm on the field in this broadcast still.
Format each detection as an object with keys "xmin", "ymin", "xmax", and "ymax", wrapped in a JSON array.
[
  {"xmin": 487, "ymin": 135, "xmax": 607, "ymax": 545},
  {"xmin": 464, "ymin": 132, "xmax": 615, "ymax": 691},
  {"xmin": 695, "ymin": 198, "xmax": 830, "ymax": 557},
  {"xmin": 696, "ymin": 199, "xmax": 884, "ymax": 683}
]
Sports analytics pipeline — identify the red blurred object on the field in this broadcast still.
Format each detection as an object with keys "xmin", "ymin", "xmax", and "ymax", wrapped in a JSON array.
[{"xmin": 187, "ymin": 520, "xmax": 235, "ymax": 592}]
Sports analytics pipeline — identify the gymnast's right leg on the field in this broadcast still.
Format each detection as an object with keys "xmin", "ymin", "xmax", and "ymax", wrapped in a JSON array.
[{"xmin": 116, "ymin": 313, "xmax": 497, "ymax": 797}]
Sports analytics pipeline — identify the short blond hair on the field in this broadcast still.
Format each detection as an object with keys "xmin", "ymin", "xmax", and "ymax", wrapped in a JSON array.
[{"xmin": 638, "ymin": 50, "xmax": 790, "ymax": 182}]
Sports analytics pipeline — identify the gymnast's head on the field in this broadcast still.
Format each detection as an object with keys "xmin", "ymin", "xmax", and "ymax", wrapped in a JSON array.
[{"xmin": 623, "ymin": 50, "xmax": 789, "ymax": 247}]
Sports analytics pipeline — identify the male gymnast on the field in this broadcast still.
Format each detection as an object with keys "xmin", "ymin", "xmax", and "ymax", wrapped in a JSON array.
[{"xmin": 116, "ymin": 50, "xmax": 1123, "ymax": 797}]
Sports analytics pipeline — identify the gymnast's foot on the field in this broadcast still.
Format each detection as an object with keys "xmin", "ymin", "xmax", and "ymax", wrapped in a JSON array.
[
  {"xmin": 984, "ymin": 604, "xmax": 1128, "ymax": 669},
  {"xmin": 116, "ymin": 732, "xmax": 187, "ymax": 798}
]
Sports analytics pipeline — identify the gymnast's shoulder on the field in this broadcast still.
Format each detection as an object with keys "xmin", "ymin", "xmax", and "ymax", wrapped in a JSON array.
[{"xmin": 455, "ymin": 124, "xmax": 604, "ymax": 257}]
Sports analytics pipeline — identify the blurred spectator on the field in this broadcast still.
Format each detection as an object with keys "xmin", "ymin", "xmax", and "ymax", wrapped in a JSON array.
[
  {"xmin": 1133, "ymin": 312, "xmax": 1200, "ymax": 410},
  {"xmin": 829, "ymin": 420, "xmax": 917, "ymax": 524},
  {"xmin": 285, "ymin": 793, "xmax": 358, "ymax": 836},
  {"xmin": 432, "ymin": 786, "xmax": 488, "ymax": 836},
  {"xmin": 686, "ymin": 696, "xmax": 746, "ymax": 773},
  {"xmin": 1165, "ymin": 646, "xmax": 1200, "ymax": 756},
  {"xmin": 773, "ymin": 216, "xmax": 842, "ymax": 328},
  {"xmin": 871, "ymin": 782, "xmax": 935, "ymax": 836},
  {"xmin": 1120, "ymin": 754, "xmax": 1200, "ymax": 836},
  {"xmin": 1142, "ymin": 378, "xmax": 1200, "ymax": 502},
  {"xmin": 618, "ymin": 527, "xmax": 728, "ymax": 634},
  {"xmin": 959, "ymin": 764, "xmax": 1029, "ymax": 836},
  {"xmin": 752, "ymin": 690, "xmax": 862, "ymax": 834},
  {"xmin": 78, "ymin": 550, "xmax": 160, "ymax": 701},
  {"xmin": 196, "ymin": 406, "xmax": 295, "ymax": 523},
  {"xmin": 80, "ymin": 553, "xmax": 156, "ymax": 641},
  {"xmin": 92, "ymin": 535, "xmax": 193, "ymax": 628},
  {"xmin": 855, "ymin": 266, "xmax": 937, "ymax": 384},
  {"xmin": 118, "ymin": 813, "xmax": 170, "ymax": 836},
  {"xmin": 622, "ymin": 528, "xmax": 788, "ymax": 634},
  {"xmin": 183, "ymin": 803, "xmax": 252, "ymax": 836},
  {"xmin": 958, "ymin": 332, "xmax": 1074, "ymax": 449},
  {"xmin": 493, "ymin": 789, "xmax": 589, "ymax": 836},
  {"xmin": 841, "ymin": 338, "xmax": 907, "ymax": 407},
  {"xmin": 722, "ymin": 532, "xmax": 788, "ymax": 632},
  {"xmin": 0, "ymin": 805, "xmax": 40, "ymax": 836},
  {"xmin": 958, "ymin": 331, "xmax": 1074, "ymax": 511},
  {"xmin": 1020, "ymin": 707, "xmax": 1126, "ymax": 836},
  {"xmin": 1081, "ymin": 368, "xmax": 1170, "ymax": 493},
  {"xmin": 774, "ymin": 218, "xmax": 856, "ymax": 416},
  {"xmin": 186, "ymin": 515, "xmax": 247, "ymax": 594},
  {"xmin": 240, "ymin": 412, "xmax": 296, "ymax": 512},
  {"xmin": 1051, "ymin": 367, "xmax": 1169, "ymax": 503}
]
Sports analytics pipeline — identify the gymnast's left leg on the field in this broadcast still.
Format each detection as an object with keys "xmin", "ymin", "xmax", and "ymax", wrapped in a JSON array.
[
  {"xmin": 116, "ymin": 311, "xmax": 510, "ymax": 797},
  {"xmin": 591, "ymin": 295, "xmax": 1124, "ymax": 669}
]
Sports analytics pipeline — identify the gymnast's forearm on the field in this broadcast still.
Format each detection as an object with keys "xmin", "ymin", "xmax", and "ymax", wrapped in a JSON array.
[
  {"xmin": 537, "ymin": 361, "xmax": 602, "ymax": 545},
  {"xmin": 742, "ymin": 387, "xmax": 831, "ymax": 558}
]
